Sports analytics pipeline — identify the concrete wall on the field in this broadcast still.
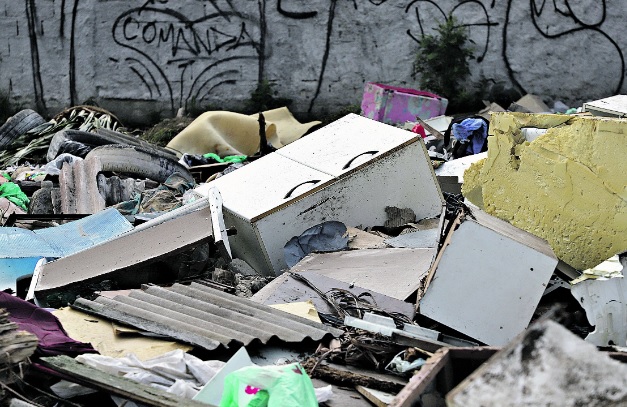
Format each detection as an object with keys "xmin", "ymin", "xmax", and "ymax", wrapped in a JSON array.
[{"xmin": 2, "ymin": 1, "xmax": 625, "ymax": 123}]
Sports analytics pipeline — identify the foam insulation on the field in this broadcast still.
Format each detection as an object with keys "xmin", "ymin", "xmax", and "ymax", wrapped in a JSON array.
[{"xmin": 462, "ymin": 112, "xmax": 627, "ymax": 270}]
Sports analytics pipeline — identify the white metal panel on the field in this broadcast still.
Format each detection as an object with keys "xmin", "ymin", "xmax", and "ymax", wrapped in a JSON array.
[
  {"xmin": 196, "ymin": 154, "xmax": 333, "ymax": 221},
  {"xmin": 420, "ymin": 218, "xmax": 558, "ymax": 346},
  {"xmin": 276, "ymin": 113, "xmax": 417, "ymax": 177},
  {"xmin": 583, "ymin": 95, "xmax": 627, "ymax": 117},
  {"xmin": 291, "ymin": 248, "xmax": 436, "ymax": 300},
  {"xmin": 255, "ymin": 143, "xmax": 443, "ymax": 274}
]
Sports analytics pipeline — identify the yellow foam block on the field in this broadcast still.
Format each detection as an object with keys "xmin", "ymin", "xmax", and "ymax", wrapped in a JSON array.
[{"xmin": 462, "ymin": 112, "xmax": 627, "ymax": 270}]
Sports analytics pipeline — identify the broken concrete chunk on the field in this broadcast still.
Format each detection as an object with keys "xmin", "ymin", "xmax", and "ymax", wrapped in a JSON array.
[
  {"xmin": 462, "ymin": 112, "xmax": 627, "ymax": 270},
  {"xmin": 420, "ymin": 208, "xmax": 558, "ymax": 346},
  {"xmin": 446, "ymin": 320, "xmax": 627, "ymax": 407}
]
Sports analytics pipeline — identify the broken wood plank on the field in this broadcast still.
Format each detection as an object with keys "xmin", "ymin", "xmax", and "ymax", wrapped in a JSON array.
[
  {"xmin": 40, "ymin": 355, "xmax": 214, "ymax": 407},
  {"xmin": 302, "ymin": 358, "xmax": 406, "ymax": 394},
  {"xmin": 356, "ymin": 386, "xmax": 396, "ymax": 407}
]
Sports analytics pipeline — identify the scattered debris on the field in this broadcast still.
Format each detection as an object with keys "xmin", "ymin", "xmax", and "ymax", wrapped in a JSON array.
[
  {"xmin": 0, "ymin": 95, "xmax": 624, "ymax": 406},
  {"xmin": 40, "ymin": 355, "xmax": 211, "ymax": 407}
]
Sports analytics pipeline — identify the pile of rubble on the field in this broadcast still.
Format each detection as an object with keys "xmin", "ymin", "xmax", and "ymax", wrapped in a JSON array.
[{"xmin": 0, "ymin": 88, "xmax": 625, "ymax": 407}]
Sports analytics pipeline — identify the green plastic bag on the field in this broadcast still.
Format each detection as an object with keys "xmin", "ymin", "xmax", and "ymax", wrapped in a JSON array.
[
  {"xmin": 0, "ymin": 182, "xmax": 29, "ymax": 211},
  {"xmin": 220, "ymin": 363, "xmax": 318, "ymax": 407},
  {"xmin": 203, "ymin": 153, "xmax": 247, "ymax": 164}
]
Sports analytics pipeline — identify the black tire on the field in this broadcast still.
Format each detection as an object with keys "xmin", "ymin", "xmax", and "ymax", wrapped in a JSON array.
[
  {"xmin": 48, "ymin": 129, "xmax": 179, "ymax": 161},
  {"xmin": 86, "ymin": 144, "xmax": 195, "ymax": 184},
  {"xmin": 0, "ymin": 109, "xmax": 47, "ymax": 149}
]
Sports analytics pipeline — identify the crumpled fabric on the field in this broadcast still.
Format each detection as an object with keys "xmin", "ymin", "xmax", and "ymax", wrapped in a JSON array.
[
  {"xmin": 0, "ymin": 182, "xmax": 29, "ymax": 211},
  {"xmin": 113, "ymin": 172, "xmax": 195, "ymax": 215},
  {"xmin": 75, "ymin": 349, "xmax": 225, "ymax": 398},
  {"xmin": 283, "ymin": 221, "xmax": 348, "ymax": 268},
  {"xmin": 0, "ymin": 292, "xmax": 97, "ymax": 358},
  {"xmin": 452, "ymin": 118, "xmax": 488, "ymax": 155}
]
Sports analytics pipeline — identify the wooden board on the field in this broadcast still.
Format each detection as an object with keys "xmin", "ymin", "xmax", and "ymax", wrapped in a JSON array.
[{"xmin": 40, "ymin": 355, "xmax": 214, "ymax": 407}]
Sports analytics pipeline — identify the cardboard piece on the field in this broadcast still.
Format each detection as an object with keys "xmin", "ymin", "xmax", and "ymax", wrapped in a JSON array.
[
  {"xmin": 269, "ymin": 301, "xmax": 322, "ymax": 323},
  {"xmin": 53, "ymin": 307, "xmax": 192, "ymax": 360}
]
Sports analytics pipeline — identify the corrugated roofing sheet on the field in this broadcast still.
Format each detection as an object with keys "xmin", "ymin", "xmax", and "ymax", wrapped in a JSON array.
[{"xmin": 72, "ymin": 282, "xmax": 342, "ymax": 350}]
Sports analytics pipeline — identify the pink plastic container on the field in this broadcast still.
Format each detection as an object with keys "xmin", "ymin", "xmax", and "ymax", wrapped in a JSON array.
[{"xmin": 360, "ymin": 82, "xmax": 448, "ymax": 126}]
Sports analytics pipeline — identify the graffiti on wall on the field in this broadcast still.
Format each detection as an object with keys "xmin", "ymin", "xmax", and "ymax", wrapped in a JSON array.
[
  {"xmin": 16, "ymin": 0, "xmax": 627, "ymax": 114},
  {"xmin": 503, "ymin": 0, "xmax": 625, "ymax": 95},
  {"xmin": 404, "ymin": 0, "xmax": 498, "ymax": 63},
  {"xmin": 110, "ymin": 1, "xmax": 261, "ymax": 111}
]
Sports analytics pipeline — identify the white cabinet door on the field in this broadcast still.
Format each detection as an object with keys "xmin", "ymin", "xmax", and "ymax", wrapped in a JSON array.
[
  {"xmin": 196, "ymin": 154, "xmax": 333, "ymax": 221},
  {"xmin": 276, "ymin": 114, "xmax": 418, "ymax": 177}
]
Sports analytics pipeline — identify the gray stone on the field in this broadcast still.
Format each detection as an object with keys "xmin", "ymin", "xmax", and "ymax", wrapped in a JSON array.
[{"xmin": 447, "ymin": 320, "xmax": 627, "ymax": 407}]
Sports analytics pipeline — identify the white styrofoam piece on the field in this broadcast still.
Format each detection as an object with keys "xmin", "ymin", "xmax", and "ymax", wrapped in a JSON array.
[
  {"xmin": 434, "ymin": 152, "xmax": 487, "ymax": 182},
  {"xmin": 275, "ymin": 113, "xmax": 417, "ymax": 177},
  {"xmin": 521, "ymin": 127, "xmax": 548, "ymax": 142},
  {"xmin": 420, "ymin": 211, "xmax": 558, "ymax": 346},
  {"xmin": 571, "ymin": 270, "xmax": 627, "ymax": 347}
]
